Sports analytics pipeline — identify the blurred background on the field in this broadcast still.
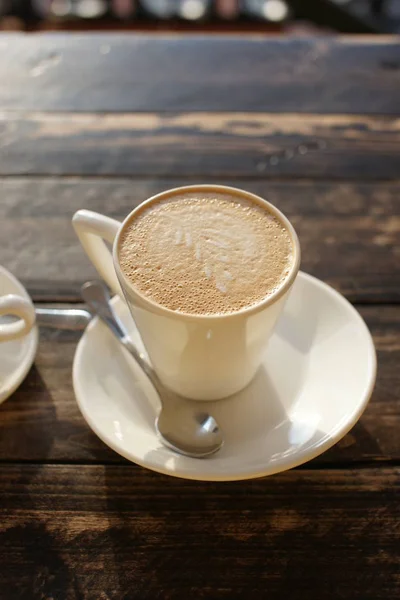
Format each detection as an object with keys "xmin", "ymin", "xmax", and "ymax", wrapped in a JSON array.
[{"xmin": 0, "ymin": 0, "xmax": 399, "ymax": 33}]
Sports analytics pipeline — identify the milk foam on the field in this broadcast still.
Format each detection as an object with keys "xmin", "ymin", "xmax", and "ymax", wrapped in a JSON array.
[{"xmin": 118, "ymin": 191, "xmax": 293, "ymax": 315}]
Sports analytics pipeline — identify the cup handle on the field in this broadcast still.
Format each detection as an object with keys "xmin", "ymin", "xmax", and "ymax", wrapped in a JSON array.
[
  {"xmin": 0, "ymin": 294, "xmax": 35, "ymax": 341},
  {"xmin": 72, "ymin": 210, "xmax": 123, "ymax": 296}
]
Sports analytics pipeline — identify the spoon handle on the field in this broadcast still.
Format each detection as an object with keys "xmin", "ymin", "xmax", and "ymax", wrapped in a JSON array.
[
  {"xmin": 80, "ymin": 281, "xmax": 162, "ymax": 393},
  {"xmin": 35, "ymin": 307, "xmax": 91, "ymax": 330},
  {"xmin": 81, "ymin": 282, "xmax": 126, "ymax": 342},
  {"xmin": 80, "ymin": 281, "xmax": 223, "ymax": 458}
]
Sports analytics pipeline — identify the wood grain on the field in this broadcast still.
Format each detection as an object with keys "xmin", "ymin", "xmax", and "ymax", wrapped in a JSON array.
[
  {"xmin": 0, "ymin": 464, "xmax": 399, "ymax": 599},
  {"xmin": 0, "ymin": 178, "xmax": 398, "ymax": 303},
  {"xmin": 0, "ymin": 305, "xmax": 398, "ymax": 465},
  {"xmin": 0, "ymin": 34, "xmax": 399, "ymax": 598},
  {"xmin": 0, "ymin": 112, "xmax": 399, "ymax": 179},
  {"xmin": 0, "ymin": 35, "xmax": 399, "ymax": 113}
]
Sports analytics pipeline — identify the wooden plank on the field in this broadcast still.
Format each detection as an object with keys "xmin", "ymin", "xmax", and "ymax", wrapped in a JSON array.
[
  {"xmin": 0, "ymin": 35, "xmax": 399, "ymax": 113},
  {"xmin": 0, "ymin": 112, "xmax": 399, "ymax": 179},
  {"xmin": 0, "ymin": 178, "xmax": 398, "ymax": 303},
  {"xmin": 0, "ymin": 305, "xmax": 398, "ymax": 465},
  {"xmin": 0, "ymin": 464, "xmax": 399, "ymax": 599}
]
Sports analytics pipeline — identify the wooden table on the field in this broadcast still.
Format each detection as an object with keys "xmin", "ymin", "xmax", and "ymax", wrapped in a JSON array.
[{"xmin": 0, "ymin": 34, "xmax": 399, "ymax": 599}]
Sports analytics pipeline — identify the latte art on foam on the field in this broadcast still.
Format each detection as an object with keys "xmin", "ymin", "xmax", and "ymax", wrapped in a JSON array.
[
  {"xmin": 118, "ymin": 192, "xmax": 294, "ymax": 316},
  {"xmin": 161, "ymin": 209, "xmax": 258, "ymax": 294}
]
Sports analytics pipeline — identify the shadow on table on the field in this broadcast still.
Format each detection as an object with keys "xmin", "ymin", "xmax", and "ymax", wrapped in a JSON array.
[
  {"xmin": 319, "ymin": 418, "xmax": 384, "ymax": 464},
  {"xmin": 0, "ymin": 364, "xmax": 56, "ymax": 464},
  {"xmin": 0, "ymin": 365, "xmax": 80, "ymax": 599}
]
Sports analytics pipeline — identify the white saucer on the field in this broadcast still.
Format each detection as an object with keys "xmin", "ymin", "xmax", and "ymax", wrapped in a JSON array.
[
  {"xmin": 73, "ymin": 272, "xmax": 376, "ymax": 481},
  {"xmin": 0, "ymin": 266, "xmax": 38, "ymax": 405}
]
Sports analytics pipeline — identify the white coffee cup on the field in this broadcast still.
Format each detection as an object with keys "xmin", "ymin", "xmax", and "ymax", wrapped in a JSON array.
[
  {"xmin": 73, "ymin": 185, "xmax": 300, "ymax": 401},
  {"xmin": 0, "ymin": 267, "xmax": 36, "ymax": 342}
]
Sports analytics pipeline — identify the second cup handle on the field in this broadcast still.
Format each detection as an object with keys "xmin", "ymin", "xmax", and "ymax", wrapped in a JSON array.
[
  {"xmin": 0, "ymin": 295, "xmax": 35, "ymax": 341},
  {"xmin": 72, "ymin": 210, "xmax": 123, "ymax": 297}
]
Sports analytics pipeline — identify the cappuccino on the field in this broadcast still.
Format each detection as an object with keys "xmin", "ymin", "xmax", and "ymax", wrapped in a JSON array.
[{"xmin": 118, "ymin": 189, "xmax": 294, "ymax": 316}]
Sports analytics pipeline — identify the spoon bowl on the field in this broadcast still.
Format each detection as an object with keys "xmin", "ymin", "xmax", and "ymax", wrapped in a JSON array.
[{"xmin": 156, "ymin": 399, "xmax": 222, "ymax": 458}]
